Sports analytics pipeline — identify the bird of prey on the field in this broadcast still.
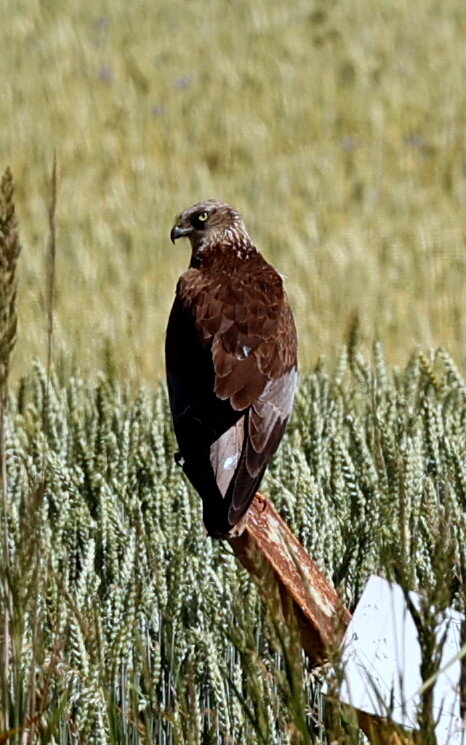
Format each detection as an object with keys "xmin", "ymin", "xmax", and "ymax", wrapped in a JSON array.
[{"xmin": 165, "ymin": 199, "xmax": 297, "ymax": 538}]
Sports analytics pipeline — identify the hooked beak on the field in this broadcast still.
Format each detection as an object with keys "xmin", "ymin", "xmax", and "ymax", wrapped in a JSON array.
[{"xmin": 170, "ymin": 224, "xmax": 192, "ymax": 243}]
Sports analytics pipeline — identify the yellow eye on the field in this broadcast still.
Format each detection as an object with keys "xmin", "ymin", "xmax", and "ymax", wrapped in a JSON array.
[{"xmin": 198, "ymin": 211, "xmax": 209, "ymax": 222}]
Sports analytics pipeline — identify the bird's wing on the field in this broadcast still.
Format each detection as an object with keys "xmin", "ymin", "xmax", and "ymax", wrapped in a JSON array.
[
  {"xmin": 221, "ymin": 365, "xmax": 298, "ymax": 527},
  {"xmin": 193, "ymin": 263, "xmax": 296, "ymax": 408},
  {"xmin": 193, "ymin": 265, "xmax": 298, "ymax": 527},
  {"xmin": 167, "ymin": 262, "xmax": 297, "ymax": 534}
]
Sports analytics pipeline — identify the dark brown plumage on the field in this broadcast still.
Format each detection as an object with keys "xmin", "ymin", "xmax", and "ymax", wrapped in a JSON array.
[{"xmin": 165, "ymin": 199, "xmax": 298, "ymax": 538}]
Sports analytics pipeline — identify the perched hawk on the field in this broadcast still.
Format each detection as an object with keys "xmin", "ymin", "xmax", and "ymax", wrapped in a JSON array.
[{"xmin": 165, "ymin": 200, "xmax": 297, "ymax": 538}]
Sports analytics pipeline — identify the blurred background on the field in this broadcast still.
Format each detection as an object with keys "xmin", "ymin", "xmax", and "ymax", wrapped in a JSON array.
[{"xmin": 2, "ymin": 0, "xmax": 466, "ymax": 383}]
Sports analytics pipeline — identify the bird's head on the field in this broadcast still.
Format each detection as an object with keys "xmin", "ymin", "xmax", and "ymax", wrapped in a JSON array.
[{"xmin": 170, "ymin": 200, "xmax": 249, "ymax": 253}]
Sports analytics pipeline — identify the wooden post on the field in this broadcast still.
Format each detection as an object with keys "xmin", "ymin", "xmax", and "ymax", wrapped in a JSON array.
[{"xmin": 229, "ymin": 494, "xmax": 416, "ymax": 745}]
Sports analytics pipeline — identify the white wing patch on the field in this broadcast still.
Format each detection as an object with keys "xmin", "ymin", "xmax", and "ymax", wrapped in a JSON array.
[
  {"xmin": 209, "ymin": 416, "xmax": 245, "ymax": 497},
  {"xmin": 235, "ymin": 345, "xmax": 251, "ymax": 360},
  {"xmin": 224, "ymin": 453, "xmax": 240, "ymax": 470}
]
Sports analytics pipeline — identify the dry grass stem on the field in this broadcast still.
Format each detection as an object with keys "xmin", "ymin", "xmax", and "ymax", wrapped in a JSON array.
[{"xmin": 0, "ymin": 167, "xmax": 21, "ymax": 733}]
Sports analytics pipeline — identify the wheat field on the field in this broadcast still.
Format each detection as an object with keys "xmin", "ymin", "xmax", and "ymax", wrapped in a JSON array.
[
  {"xmin": 2, "ymin": 0, "xmax": 466, "ymax": 382},
  {"xmin": 1, "ymin": 350, "xmax": 466, "ymax": 743},
  {"xmin": 1, "ymin": 0, "xmax": 466, "ymax": 742}
]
